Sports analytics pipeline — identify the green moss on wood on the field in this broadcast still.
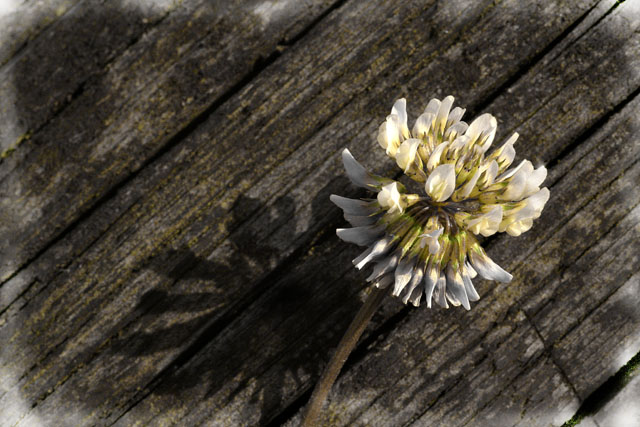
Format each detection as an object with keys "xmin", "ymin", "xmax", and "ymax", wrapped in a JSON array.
[
  {"xmin": 1, "ymin": 130, "xmax": 32, "ymax": 159},
  {"xmin": 562, "ymin": 350, "xmax": 640, "ymax": 426}
]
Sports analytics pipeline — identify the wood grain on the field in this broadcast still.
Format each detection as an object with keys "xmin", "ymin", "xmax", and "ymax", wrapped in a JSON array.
[
  {"xmin": 0, "ymin": 0, "xmax": 639, "ymax": 425},
  {"xmin": 0, "ymin": 0, "xmax": 336, "ymax": 280}
]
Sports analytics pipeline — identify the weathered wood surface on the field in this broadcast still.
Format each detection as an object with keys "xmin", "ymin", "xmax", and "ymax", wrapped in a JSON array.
[{"xmin": 0, "ymin": 0, "xmax": 638, "ymax": 425}]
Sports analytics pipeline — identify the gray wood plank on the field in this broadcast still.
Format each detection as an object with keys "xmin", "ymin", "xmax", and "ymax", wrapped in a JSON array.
[
  {"xmin": 582, "ymin": 370, "xmax": 640, "ymax": 427},
  {"xmin": 0, "ymin": 0, "xmax": 177, "ymax": 154},
  {"xmin": 1, "ymin": 0, "xmax": 639, "ymax": 425},
  {"xmin": 292, "ymin": 118, "xmax": 640, "ymax": 423},
  {"xmin": 276, "ymin": 2, "xmax": 640, "ymax": 424},
  {"xmin": 0, "ymin": 0, "xmax": 81, "ymax": 66},
  {"xmin": 310, "ymin": 310, "xmax": 574, "ymax": 427},
  {"xmin": 554, "ymin": 267, "xmax": 640, "ymax": 400},
  {"xmin": 0, "ymin": 0, "xmax": 337, "ymax": 281},
  {"xmin": 327, "ymin": 1, "xmax": 640, "ymax": 420},
  {"xmin": 105, "ymin": 0, "xmax": 640, "ymax": 427},
  {"xmin": 470, "ymin": 356, "xmax": 580, "ymax": 427}
]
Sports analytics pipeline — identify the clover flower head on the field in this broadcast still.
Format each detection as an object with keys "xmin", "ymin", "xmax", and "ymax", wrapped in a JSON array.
[{"xmin": 331, "ymin": 97, "xmax": 550, "ymax": 310}]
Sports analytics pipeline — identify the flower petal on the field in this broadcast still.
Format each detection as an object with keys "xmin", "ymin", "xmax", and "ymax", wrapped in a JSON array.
[
  {"xmin": 336, "ymin": 225, "xmax": 385, "ymax": 246},
  {"xmin": 424, "ymin": 263, "xmax": 439, "ymax": 308},
  {"xmin": 367, "ymin": 253, "xmax": 400, "ymax": 282},
  {"xmin": 330, "ymin": 195, "xmax": 377, "ymax": 216},
  {"xmin": 506, "ymin": 218, "xmax": 533, "ymax": 236},
  {"xmin": 396, "ymin": 138, "xmax": 421, "ymax": 172},
  {"xmin": 479, "ymin": 160, "xmax": 499, "ymax": 189},
  {"xmin": 408, "ymin": 284, "xmax": 423, "ymax": 307},
  {"xmin": 448, "ymin": 106, "xmax": 466, "ymax": 124},
  {"xmin": 522, "ymin": 165, "xmax": 547, "ymax": 197},
  {"xmin": 344, "ymin": 213, "xmax": 379, "ymax": 227},
  {"xmin": 467, "ymin": 205, "xmax": 503, "ymax": 237},
  {"xmin": 424, "ymin": 98, "xmax": 441, "ymax": 116},
  {"xmin": 419, "ymin": 228, "xmax": 443, "ymax": 254},
  {"xmin": 427, "ymin": 142, "xmax": 448, "ymax": 171},
  {"xmin": 353, "ymin": 236, "xmax": 395, "ymax": 269},
  {"xmin": 466, "ymin": 113, "xmax": 497, "ymax": 151},
  {"xmin": 469, "ymin": 249, "xmax": 512, "ymax": 283},
  {"xmin": 497, "ymin": 159, "xmax": 529, "ymax": 182},
  {"xmin": 446, "ymin": 266, "xmax": 470, "ymax": 310},
  {"xmin": 434, "ymin": 95, "xmax": 454, "ymax": 134},
  {"xmin": 402, "ymin": 268, "xmax": 424, "ymax": 305},
  {"xmin": 374, "ymin": 273, "xmax": 394, "ymax": 289},
  {"xmin": 393, "ymin": 258, "xmax": 415, "ymax": 296},
  {"xmin": 493, "ymin": 132, "xmax": 518, "ymax": 171},
  {"xmin": 509, "ymin": 187, "xmax": 550, "ymax": 226},
  {"xmin": 445, "ymin": 289, "xmax": 460, "ymax": 306},
  {"xmin": 412, "ymin": 112, "xmax": 434, "ymax": 139},
  {"xmin": 377, "ymin": 182, "xmax": 405, "ymax": 213},
  {"xmin": 524, "ymin": 187, "xmax": 550, "ymax": 218},
  {"xmin": 378, "ymin": 114, "xmax": 402, "ymax": 156},
  {"xmin": 425, "ymin": 163, "xmax": 456, "ymax": 202},
  {"xmin": 352, "ymin": 247, "xmax": 374, "ymax": 269},
  {"xmin": 444, "ymin": 121, "xmax": 468, "ymax": 140},
  {"xmin": 462, "ymin": 272, "xmax": 480, "ymax": 301},
  {"xmin": 502, "ymin": 160, "xmax": 533, "ymax": 200},
  {"xmin": 434, "ymin": 272, "xmax": 449, "ymax": 308},
  {"xmin": 465, "ymin": 261, "xmax": 477, "ymax": 278},
  {"xmin": 341, "ymin": 148, "xmax": 379, "ymax": 189},
  {"xmin": 392, "ymin": 98, "xmax": 410, "ymax": 139}
]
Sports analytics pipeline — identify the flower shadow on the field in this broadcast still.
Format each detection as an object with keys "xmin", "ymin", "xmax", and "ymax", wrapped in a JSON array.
[{"xmin": 106, "ymin": 176, "xmax": 362, "ymax": 425}]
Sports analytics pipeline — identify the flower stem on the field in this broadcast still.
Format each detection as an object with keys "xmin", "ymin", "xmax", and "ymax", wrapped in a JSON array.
[{"xmin": 301, "ymin": 285, "xmax": 389, "ymax": 426}]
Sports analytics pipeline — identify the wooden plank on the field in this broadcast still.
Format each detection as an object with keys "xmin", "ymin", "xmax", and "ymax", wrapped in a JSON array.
[
  {"xmin": 518, "ymin": 80, "xmax": 640, "ymax": 401},
  {"xmin": 291, "ymin": 2, "xmax": 636, "ymax": 425},
  {"xmin": 0, "ymin": 0, "xmax": 337, "ymax": 280},
  {"xmin": 0, "ymin": 0, "xmax": 81, "ymax": 66},
  {"xmin": 1, "ymin": 0, "xmax": 638, "ymax": 426},
  {"xmin": 469, "ymin": 357, "xmax": 579, "ymax": 426},
  {"xmin": 583, "ymin": 371, "xmax": 640, "ymax": 426},
  {"xmin": 2, "ymin": 0, "xmax": 480, "ymax": 415},
  {"xmin": 520, "ymin": 102, "xmax": 640, "ymax": 392},
  {"xmin": 321, "ymin": 2, "xmax": 640, "ymax": 422},
  {"xmin": 293, "ymin": 131, "xmax": 640, "ymax": 423},
  {"xmin": 0, "ymin": 0, "xmax": 177, "ymax": 153},
  {"xmin": 514, "ymin": 91, "xmax": 640, "ymax": 331},
  {"xmin": 554, "ymin": 266, "xmax": 640, "ymax": 399},
  {"xmin": 105, "ymin": 1, "xmax": 640, "ymax": 426},
  {"xmin": 0, "ymin": 0, "xmax": 346, "ymax": 422},
  {"xmin": 1, "ymin": 0, "xmax": 446, "ymax": 422},
  {"xmin": 274, "ymin": 2, "xmax": 640, "ymax": 425},
  {"xmin": 310, "ymin": 311, "xmax": 574, "ymax": 427}
]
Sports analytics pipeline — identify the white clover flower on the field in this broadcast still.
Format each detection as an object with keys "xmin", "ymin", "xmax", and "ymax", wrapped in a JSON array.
[{"xmin": 331, "ymin": 97, "xmax": 550, "ymax": 310}]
